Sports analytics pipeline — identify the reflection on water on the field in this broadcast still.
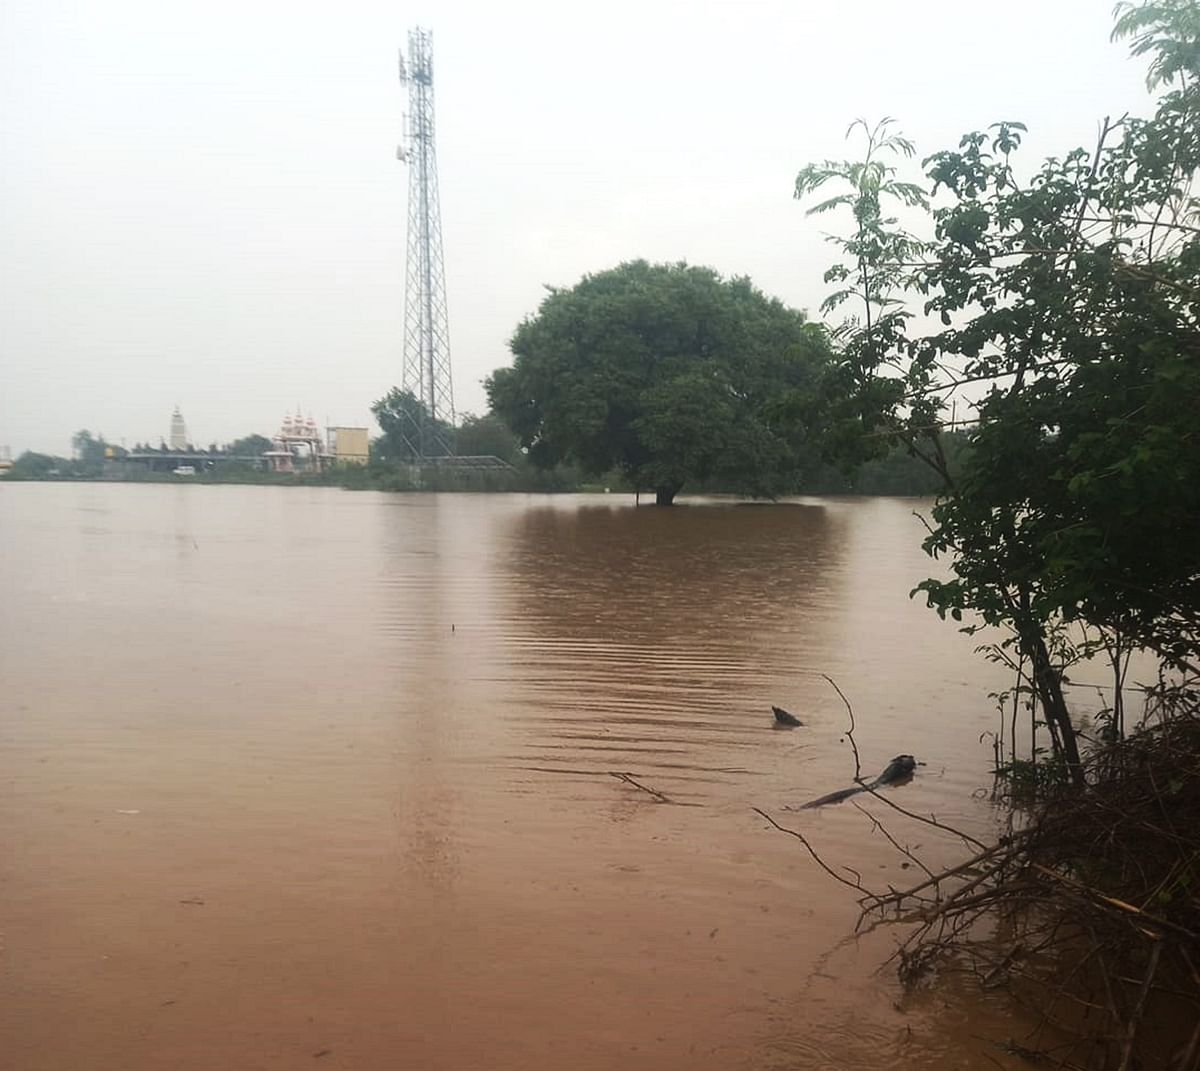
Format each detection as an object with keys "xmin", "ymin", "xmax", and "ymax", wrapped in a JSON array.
[
  {"xmin": 500, "ymin": 502, "xmax": 845, "ymax": 801},
  {"xmin": 0, "ymin": 485, "xmax": 1030, "ymax": 1071}
]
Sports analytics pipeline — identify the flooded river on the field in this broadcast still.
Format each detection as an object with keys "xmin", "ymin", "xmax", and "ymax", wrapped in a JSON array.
[{"xmin": 1, "ymin": 484, "xmax": 1032, "ymax": 1069}]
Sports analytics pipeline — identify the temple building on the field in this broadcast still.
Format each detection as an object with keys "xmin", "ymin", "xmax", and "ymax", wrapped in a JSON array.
[
  {"xmin": 169, "ymin": 406, "xmax": 189, "ymax": 450},
  {"xmin": 264, "ymin": 410, "xmax": 332, "ymax": 473}
]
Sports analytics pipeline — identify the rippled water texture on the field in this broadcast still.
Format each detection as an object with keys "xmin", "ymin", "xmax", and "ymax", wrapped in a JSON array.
[{"xmin": 2, "ymin": 485, "xmax": 1034, "ymax": 1069}]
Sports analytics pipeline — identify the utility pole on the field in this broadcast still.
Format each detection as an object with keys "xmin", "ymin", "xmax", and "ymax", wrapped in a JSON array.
[{"xmin": 397, "ymin": 28, "xmax": 455, "ymax": 459}]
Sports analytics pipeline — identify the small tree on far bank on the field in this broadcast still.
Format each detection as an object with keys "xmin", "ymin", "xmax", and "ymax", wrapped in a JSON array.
[
  {"xmin": 371, "ymin": 388, "xmax": 455, "ymax": 462},
  {"xmin": 228, "ymin": 434, "xmax": 272, "ymax": 457}
]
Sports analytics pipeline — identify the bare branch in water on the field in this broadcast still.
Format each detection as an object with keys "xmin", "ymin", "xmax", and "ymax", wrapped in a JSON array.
[
  {"xmin": 857, "ymin": 781, "xmax": 989, "ymax": 852},
  {"xmin": 821, "ymin": 673, "xmax": 862, "ymax": 782},
  {"xmin": 852, "ymin": 800, "xmax": 937, "ymax": 884},
  {"xmin": 609, "ymin": 771, "xmax": 673, "ymax": 804},
  {"xmin": 756, "ymin": 705, "xmax": 1200, "ymax": 1069},
  {"xmin": 752, "ymin": 807, "xmax": 879, "ymax": 905}
]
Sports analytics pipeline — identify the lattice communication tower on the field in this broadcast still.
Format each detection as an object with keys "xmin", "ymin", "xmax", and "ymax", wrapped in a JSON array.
[{"xmin": 397, "ymin": 28, "xmax": 455, "ymax": 458}]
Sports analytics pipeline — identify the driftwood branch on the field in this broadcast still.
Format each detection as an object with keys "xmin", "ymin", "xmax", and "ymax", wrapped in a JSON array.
[
  {"xmin": 1029, "ymin": 863, "xmax": 1199, "ymax": 941},
  {"xmin": 609, "ymin": 771, "xmax": 673, "ymax": 804},
  {"xmin": 752, "ymin": 808, "xmax": 876, "ymax": 902},
  {"xmin": 852, "ymin": 799, "xmax": 937, "ymax": 884},
  {"xmin": 756, "ymin": 702, "xmax": 1200, "ymax": 1069},
  {"xmin": 856, "ymin": 781, "xmax": 989, "ymax": 852}
]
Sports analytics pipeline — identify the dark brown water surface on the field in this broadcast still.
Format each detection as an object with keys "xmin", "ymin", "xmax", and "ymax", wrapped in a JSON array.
[{"xmin": 1, "ymin": 485, "xmax": 1032, "ymax": 1069}]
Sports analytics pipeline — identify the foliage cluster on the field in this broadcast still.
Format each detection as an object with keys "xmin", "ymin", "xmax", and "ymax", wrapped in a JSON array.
[
  {"xmin": 794, "ymin": 1, "xmax": 1200, "ymax": 783},
  {"xmin": 486, "ymin": 260, "xmax": 834, "ymax": 505},
  {"xmin": 7, "ymin": 430, "xmax": 122, "ymax": 479},
  {"xmin": 370, "ymin": 388, "xmax": 455, "ymax": 462}
]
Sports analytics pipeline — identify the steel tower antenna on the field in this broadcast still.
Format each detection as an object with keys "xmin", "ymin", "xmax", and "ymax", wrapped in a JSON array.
[{"xmin": 397, "ymin": 28, "xmax": 455, "ymax": 458}]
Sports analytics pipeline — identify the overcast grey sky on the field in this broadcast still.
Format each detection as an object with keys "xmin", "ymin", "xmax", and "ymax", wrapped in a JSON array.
[{"xmin": 1, "ymin": 0, "xmax": 1152, "ymax": 455}]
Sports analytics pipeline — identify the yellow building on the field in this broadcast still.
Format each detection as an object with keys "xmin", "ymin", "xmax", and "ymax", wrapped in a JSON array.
[{"xmin": 328, "ymin": 426, "xmax": 369, "ymax": 465}]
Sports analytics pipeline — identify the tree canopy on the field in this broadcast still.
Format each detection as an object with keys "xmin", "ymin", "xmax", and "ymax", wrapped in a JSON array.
[
  {"xmin": 486, "ymin": 260, "xmax": 832, "ymax": 504},
  {"xmin": 794, "ymin": 0, "xmax": 1200, "ymax": 783},
  {"xmin": 71, "ymin": 429, "xmax": 125, "ymax": 463}
]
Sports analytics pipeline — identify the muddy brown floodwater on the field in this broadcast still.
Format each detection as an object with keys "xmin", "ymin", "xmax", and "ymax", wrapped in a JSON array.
[{"xmin": 2, "ymin": 485, "xmax": 1040, "ymax": 1069}]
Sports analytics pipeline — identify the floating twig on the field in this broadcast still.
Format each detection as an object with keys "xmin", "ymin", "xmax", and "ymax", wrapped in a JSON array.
[
  {"xmin": 610, "ymin": 771, "xmax": 673, "ymax": 804},
  {"xmin": 821, "ymin": 673, "xmax": 862, "ymax": 782}
]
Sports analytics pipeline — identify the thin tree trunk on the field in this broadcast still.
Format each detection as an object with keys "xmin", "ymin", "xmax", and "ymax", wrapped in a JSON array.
[{"xmin": 1027, "ymin": 631, "xmax": 1085, "ymax": 787}]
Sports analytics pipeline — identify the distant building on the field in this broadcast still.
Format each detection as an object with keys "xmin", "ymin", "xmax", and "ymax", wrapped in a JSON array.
[
  {"xmin": 328, "ymin": 426, "xmax": 369, "ymax": 465},
  {"xmin": 265, "ymin": 410, "xmax": 331, "ymax": 473},
  {"xmin": 169, "ymin": 406, "xmax": 188, "ymax": 450}
]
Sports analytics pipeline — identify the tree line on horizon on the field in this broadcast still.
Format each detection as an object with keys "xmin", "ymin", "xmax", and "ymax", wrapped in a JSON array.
[{"xmin": 5, "ymin": 430, "xmax": 279, "ymax": 480}]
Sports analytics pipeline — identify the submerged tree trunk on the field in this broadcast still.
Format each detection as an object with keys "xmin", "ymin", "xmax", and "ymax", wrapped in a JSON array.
[
  {"xmin": 654, "ymin": 485, "xmax": 680, "ymax": 506},
  {"xmin": 1027, "ymin": 631, "xmax": 1085, "ymax": 788}
]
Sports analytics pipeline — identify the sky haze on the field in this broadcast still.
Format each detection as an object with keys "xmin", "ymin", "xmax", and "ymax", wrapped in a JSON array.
[{"xmin": 0, "ymin": 0, "xmax": 1152, "ymax": 455}]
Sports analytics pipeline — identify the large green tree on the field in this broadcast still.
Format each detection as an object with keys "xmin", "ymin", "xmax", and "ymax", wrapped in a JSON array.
[
  {"xmin": 794, "ymin": 1, "xmax": 1200, "ymax": 784},
  {"xmin": 486, "ymin": 260, "xmax": 831, "ymax": 505}
]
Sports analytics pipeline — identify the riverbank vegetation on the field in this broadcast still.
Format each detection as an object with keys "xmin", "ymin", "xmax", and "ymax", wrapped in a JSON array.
[
  {"xmin": 5, "ymin": 414, "xmax": 967, "ymax": 496},
  {"xmin": 757, "ymin": 2, "xmax": 1200, "ymax": 1065}
]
